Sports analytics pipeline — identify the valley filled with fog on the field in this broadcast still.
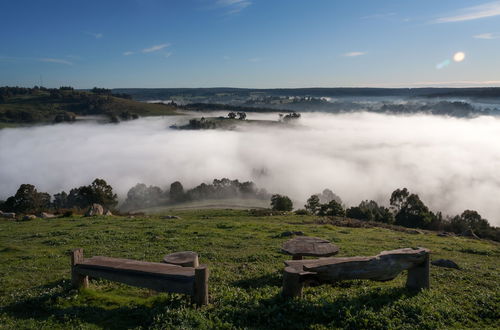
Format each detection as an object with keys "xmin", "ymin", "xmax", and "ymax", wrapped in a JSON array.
[{"xmin": 1, "ymin": 111, "xmax": 499, "ymax": 225}]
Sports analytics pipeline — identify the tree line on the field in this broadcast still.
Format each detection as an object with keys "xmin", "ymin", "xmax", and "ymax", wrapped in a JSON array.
[
  {"xmin": 1, "ymin": 179, "xmax": 498, "ymax": 241},
  {"xmin": 270, "ymin": 187, "xmax": 499, "ymax": 241}
]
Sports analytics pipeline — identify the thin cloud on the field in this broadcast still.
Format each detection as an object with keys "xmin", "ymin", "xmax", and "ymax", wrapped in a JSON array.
[
  {"xmin": 216, "ymin": 0, "xmax": 252, "ymax": 14},
  {"xmin": 361, "ymin": 12, "xmax": 396, "ymax": 19},
  {"xmin": 434, "ymin": 1, "xmax": 500, "ymax": 23},
  {"xmin": 248, "ymin": 57, "xmax": 261, "ymax": 62},
  {"xmin": 473, "ymin": 32, "xmax": 498, "ymax": 39},
  {"xmin": 85, "ymin": 32, "xmax": 103, "ymax": 39},
  {"xmin": 123, "ymin": 51, "xmax": 134, "ymax": 56},
  {"xmin": 39, "ymin": 58, "xmax": 73, "ymax": 65},
  {"xmin": 142, "ymin": 43, "xmax": 170, "ymax": 53},
  {"xmin": 164, "ymin": 51, "xmax": 172, "ymax": 58},
  {"xmin": 343, "ymin": 52, "xmax": 366, "ymax": 57}
]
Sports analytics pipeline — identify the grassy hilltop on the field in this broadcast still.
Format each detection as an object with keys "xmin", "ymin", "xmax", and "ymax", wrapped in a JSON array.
[
  {"xmin": 0, "ymin": 210, "xmax": 498, "ymax": 329},
  {"xmin": 0, "ymin": 87, "xmax": 178, "ymax": 128}
]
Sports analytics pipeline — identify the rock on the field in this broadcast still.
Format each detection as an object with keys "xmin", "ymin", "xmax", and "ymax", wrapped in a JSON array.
[
  {"xmin": 85, "ymin": 203, "xmax": 104, "ymax": 217},
  {"xmin": 431, "ymin": 259, "xmax": 460, "ymax": 270},
  {"xmin": 461, "ymin": 229, "xmax": 479, "ymax": 239},
  {"xmin": 275, "ymin": 231, "xmax": 304, "ymax": 238},
  {"xmin": 104, "ymin": 210, "xmax": 113, "ymax": 216},
  {"xmin": 437, "ymin": 232, "xmax": 454, "ymax": 237},
  {"xmin": 406, "ymin": 229, "xmax": 423, "ymax": 235},
  {"xmin": 0, "ymin": 211, "xmax": 16, "ymax": 219},
  {"xmin": 162, "ymin": 215, "xmax": 180, "ymax": 219},
  {"xmin": 39, "ymin": 212, "xmax": 55, "ymax": 219},
  {"xmin": 23, "ymin": 214, "xmax": 37, "ymax": 221}
]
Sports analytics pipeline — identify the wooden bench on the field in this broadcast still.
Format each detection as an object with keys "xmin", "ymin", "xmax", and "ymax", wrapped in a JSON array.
[
  {"xmin": 282, "ymin": 247, "xmax": 430, "ymax": 299},
  {"xmin": 70, "ymin": 248, "xmax": 209, "ymax": 306}
]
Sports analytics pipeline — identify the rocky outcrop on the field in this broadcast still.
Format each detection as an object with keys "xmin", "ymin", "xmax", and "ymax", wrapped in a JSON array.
[
  {"xmin": 23, "ymin": 214, "xmax": 37, "ymax": 221},
  {"xmin": 104, "ymin": 210, "xmax": 113, "ymax": 216},
  {"xmin": 85, "ymin": 203, "xmax": 104, "ymax": 217},
  {"xmin": 39, "ymin": 212, "xmax": 55, "ymax": 219}
]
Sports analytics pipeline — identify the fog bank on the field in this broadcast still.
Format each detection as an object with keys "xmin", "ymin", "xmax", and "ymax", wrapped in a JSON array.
[{"xmin": 1, "ymin": 112, "xmax": 499, "ymax": 225}]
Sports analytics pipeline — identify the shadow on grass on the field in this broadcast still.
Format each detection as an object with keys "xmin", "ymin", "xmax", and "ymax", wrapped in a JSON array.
[
  {"xmin": 221, "ymin": 286, "xmax": 420, "ymax": 329},
  {"xmin": 0, "ymin": 279, "xmax": 187, "ymax": 329},
  {"xmin": 233, "ymin": 272, "xmax": 282, "ymax": 289}
]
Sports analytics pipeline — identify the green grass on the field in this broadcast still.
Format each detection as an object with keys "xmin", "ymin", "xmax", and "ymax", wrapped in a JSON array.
[{"xmin": 0, "ymin": 210, "xmax": 498, "ymax": 329}]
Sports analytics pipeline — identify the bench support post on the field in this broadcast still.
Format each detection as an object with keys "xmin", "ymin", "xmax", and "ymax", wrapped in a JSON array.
[
  {"xmin": 282, "ymin": 268, "xmax": 303, "ymax": 299},
  {"xmin": 193, "ymin": 265, "xmax": 209, "ymax": 306},
  {"xmin": 71, "ymin": 248, "xmax": 89, "ymax": 289},
  {"xmin": 406, "ymin": 253, "xmax": 430, "ymax": 290}
]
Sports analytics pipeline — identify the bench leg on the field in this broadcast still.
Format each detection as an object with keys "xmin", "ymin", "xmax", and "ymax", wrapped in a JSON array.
[
  {"xmin": 193, "ymin": 265, "xmax": 209, "ymax": 306},
  {"xmin": 282, "ymin": 269, "xmax": 303, "ymax": 299},
  {"xmin": 406, "ymin": 253, "xmax": 430, "ymax": 290},
  {"xmin": 71, "ymin": 248, "xmax": 89, "ymax": 289}
]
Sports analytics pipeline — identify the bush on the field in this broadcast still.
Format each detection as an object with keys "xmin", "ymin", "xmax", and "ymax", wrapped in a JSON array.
[
  {"xmin": 270, "ymin": 194, "xmax": 293, "ymax": 211},
  {"xmin": 294, "ymin": 209, "xmax": 310, "ymax": 215}
]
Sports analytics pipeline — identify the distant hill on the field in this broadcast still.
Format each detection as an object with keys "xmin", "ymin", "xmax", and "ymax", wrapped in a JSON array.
[
  {"xmin": 0, "ymin": 87, "xmax": 178, "ymax": 127},
  {"xmin": 114, "ymin": 87, "xmax": 500, "ymax": 101}
]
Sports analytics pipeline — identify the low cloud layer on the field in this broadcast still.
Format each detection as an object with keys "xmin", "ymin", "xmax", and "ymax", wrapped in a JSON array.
[{"xmin": 1, "ymin": 112, "xmax": 499, "ymax": 225}]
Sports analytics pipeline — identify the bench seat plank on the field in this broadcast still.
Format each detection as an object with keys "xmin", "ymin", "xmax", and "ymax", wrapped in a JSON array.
[{"xmin": 79, "ymin": 256, "xmax": 195, "ymax": 276}]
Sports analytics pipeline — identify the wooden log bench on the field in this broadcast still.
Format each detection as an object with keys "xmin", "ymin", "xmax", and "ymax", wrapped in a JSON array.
[
  {"xmin": 282, "ymin": 247, "xmax": 430, "ymax": 299},
  {"xmin": 70, "ymin": 248, "xmax": 209, "ymax": 306}
]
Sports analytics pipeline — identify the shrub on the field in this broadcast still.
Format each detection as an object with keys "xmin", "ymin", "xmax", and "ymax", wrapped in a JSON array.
[{"xmin": 270, "ymin": 194, "xmax": 293, "ymax": 211}]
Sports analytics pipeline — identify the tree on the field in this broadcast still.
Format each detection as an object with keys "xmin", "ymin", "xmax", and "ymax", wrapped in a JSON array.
[
  {"xmin": 237, "ymin": 112, "xmax": 246, "ymax": 120},
  {"xmin": 89, "ymin": 178, "xmax": 118, "ymax": 208},
  {"xmin": 390, "ymin": 189, "xmax": 435, "ymax": 229},
  {"xmin": 53, "ymin": 191, "xmax": 68, "ymax": 210},
  {"xmin": 270, "ymin": 194, "xmax": 293, "ymax": 211},
  {"xmin": 318, "ymin": 189, "xmax": 342, "ymax": 204},
  {"xmin": 3, "ymin": 184, "xmax": 51, "ymax": 213},
  {"xmin": 170, "ymin": 181, "xmax": 185, "ymax": 202},
  {"xmin": 64, "ymin": 178, "xmax": 117, "ymax": 209},
  {"xmin": 317, "ymin": 199, "xmax": 345, "ymax": 217},
  {"xmin": 346, "ymin": 200, "xmax": 394, "ymax": 223},
  {"xmin": 304, "ymin": 195, "xmax": 320, "ymax": 214},
  {"xmin": 227, "ymin": 112, "xmax": 236, "ymax": 119},
  {"xmin": 389, "ymin": 188, "xmax": 409, "ymax": 213}
]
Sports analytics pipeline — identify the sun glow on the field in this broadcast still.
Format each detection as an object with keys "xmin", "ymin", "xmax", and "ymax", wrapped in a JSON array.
[{"xmin": 453, "ymin": 51, "xmax": 466, "ymax": 62}]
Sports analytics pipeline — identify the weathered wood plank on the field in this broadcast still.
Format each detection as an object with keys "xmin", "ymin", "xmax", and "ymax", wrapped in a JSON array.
[
  {"xmin": 80, "ymin": 256, "xmax": 194, "ymax": 276},
  {"xmin": 71, "ymin": 248, "xmax": 88, "ymax": 289},
  {"xmin": 194, "ymin": 265, "xmax": 209, "ymax": 306},
  {"xmin": 303, "ymin": 247, "xmax": 430, "ymax": 282},
  {"xmin": 74, "ymin": 266, "xmax": 195, "ymax": 295},
  {"xmin": 163, "ymin": 251, "xmax": 199, "ymax": 268},
  {"xmin": 282, "ymin": 237, "xmax": 339, "ymax": 259}
]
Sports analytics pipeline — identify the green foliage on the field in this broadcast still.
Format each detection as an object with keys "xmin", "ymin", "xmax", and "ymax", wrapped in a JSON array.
[
  {"xmin": 317, "ymin": 199, "xmax": 345, "ymax": 217},
  {"xmin": 346, "ymin": 200, "xmax": 394, "ymax": 224},
  {"xmin": 0, "ymin": 210, "xmax": 498, "ymax": 329},
  {"xmin": 2, "ymin": 184, "xmax": 50, "ymax": 213},
  {"xmin": 270, "ymin": 194, "xmax": 293, "ymax": 211},
  {"xmin": 0, "ymin": 86, "xmax": 177, "ymax": 127},
  {"xmin": 169, "ymin": 181, "xmax": 185, "ymax": 203},
  {"xmin": 304, "ymin": 195, "xmax": 320, "ymax": 214}
]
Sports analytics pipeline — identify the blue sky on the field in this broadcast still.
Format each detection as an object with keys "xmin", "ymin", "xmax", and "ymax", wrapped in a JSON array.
[{"xmin": 1, "ymin": 0, "xmax": 500, "ymax": 88}]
